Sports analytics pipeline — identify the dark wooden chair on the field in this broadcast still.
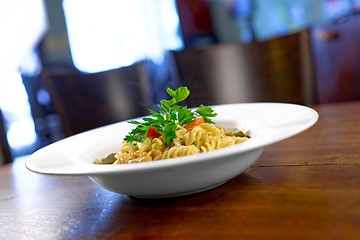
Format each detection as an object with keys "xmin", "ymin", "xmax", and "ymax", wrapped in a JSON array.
[
  {"xmin": 42, "ymin": 61, "xmax": 151, "ymax": 137},
  {"xmin": 310, "ymin": 14, "xmax": 360, "ymax": 103},
  {"xmin": 172, "ymin": 31, "xmax": 315, "ymax": 108},
  {"xmin": 0, "ymin": 108, "xmax": 12, "ymax": 165},
  {"xmin": 42, "ymin": 32, "xmax": 316, "ymax": 139}
]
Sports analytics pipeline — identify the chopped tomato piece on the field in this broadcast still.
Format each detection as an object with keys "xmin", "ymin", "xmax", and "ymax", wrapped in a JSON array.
[
  {"xmin": 147, "ymin": 126, "xmax": 160, "ymax": 138},
  {"xmin": 184, "ymin": 117, "xmax": 204, "ymax": 131}
]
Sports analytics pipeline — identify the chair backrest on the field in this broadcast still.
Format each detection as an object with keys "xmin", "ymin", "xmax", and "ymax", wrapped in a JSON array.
[
  {"xmin": 0, "ymin": 108, "xmax": 12, "ymax": 164},
  {"xmin": 172, "ymin": 31, "xmax": 310, "ymax": 108},
  {"xmin": 42, "ymin": 62, "xmax": 151, "ymax": 137}
]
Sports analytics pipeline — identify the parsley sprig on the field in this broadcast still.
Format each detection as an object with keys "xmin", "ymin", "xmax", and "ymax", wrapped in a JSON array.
[{"xmin": 124, "ymin": 87, "xmax": 217, "ymax": 145}]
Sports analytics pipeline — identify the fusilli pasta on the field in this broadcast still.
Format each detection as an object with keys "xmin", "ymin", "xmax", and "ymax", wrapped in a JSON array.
[{"xmin": 113, "ymin": 123, "xmax": 249, "ymax": 164}]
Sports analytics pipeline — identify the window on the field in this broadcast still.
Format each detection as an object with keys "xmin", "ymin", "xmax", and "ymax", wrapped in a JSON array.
[{"xmin": 63, "ymin": 0, "xmax": 183, "ymax": 73}]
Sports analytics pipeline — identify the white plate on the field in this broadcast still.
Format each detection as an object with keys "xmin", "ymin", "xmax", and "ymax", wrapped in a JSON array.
[{"xmin": 26, "ymin": 103, "xmax": 318, "ymax": 198}]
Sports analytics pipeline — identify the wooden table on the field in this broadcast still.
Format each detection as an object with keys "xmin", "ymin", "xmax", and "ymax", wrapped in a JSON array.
[{"xmin": 1, "ymin": 101, "xmax": 360, "ymax": 239}]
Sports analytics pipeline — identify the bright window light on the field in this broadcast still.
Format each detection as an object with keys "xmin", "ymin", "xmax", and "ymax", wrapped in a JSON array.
[
  {"xmin": 7, "ymin": 119, "xmax": 36, "ymax": 149},
  {"xmin": 63, "ymin": 0, "xmax": 183, "ymax": 73},
  {"xmin": 0, "ymin": 0, "xmax": 47, "ymax": 88},
  {"xmin": 0, "ymin": 73, "xmax": 37, "ymax": 149}
]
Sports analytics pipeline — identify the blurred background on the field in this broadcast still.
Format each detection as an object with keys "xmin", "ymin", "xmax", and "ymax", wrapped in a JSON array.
[{"xmin": 1, "ymin": 0, "xmax": 360, "ymax": 164}]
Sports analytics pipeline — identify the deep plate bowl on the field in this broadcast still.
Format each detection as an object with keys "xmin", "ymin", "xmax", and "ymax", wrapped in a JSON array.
[{"xmin": 26, "ymin": 103, "xmax": 318, "ymax": 198}]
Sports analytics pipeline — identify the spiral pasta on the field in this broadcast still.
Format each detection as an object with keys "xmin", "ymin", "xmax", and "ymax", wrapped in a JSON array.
[{"xmin": 113, "ymin": 123, "xmax": 250, "ymax": 164}]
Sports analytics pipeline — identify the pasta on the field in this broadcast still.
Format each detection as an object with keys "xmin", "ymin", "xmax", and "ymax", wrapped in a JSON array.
[
  {"xmin": 94, "ymin": 86, "xmax": 250, "ymax": 165},
  {"xmin": 112, "ymin": 123, "xmax": 249, "ymax": 164}
]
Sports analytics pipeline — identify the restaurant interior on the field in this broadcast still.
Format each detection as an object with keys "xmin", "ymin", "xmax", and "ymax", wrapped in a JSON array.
[
  {"xmin": 2, "ymin": 1, "xmax": 360, "ymax": 239},
  {"xmin": 1, "ymin": 0, "xmax": 360, "ymax": 164}
]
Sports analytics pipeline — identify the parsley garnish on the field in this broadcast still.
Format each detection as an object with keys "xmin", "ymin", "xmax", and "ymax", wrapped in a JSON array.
[{"xmin": 124, "ymin": 86, "xmax": 217, "ymax": 145}]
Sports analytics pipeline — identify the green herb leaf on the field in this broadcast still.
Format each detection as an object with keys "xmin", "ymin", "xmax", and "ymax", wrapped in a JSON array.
[
  {"xmin": 123, "ymin": 87, "xmax": 217, "ymax": 145},
  {"xmin": 164, "ymin": 121, "xmax": 177, "ymax": 145},
  {"xmin": 166, "ymin": 86, "xmax": 189, "ymax": 103},
  {"xmin": 177, "ymin": 106, "xmax": 194, "ymax": 126},
  {"xmin": 195, "ymin": 104, "xmax": 218, "ymax": 123}
]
